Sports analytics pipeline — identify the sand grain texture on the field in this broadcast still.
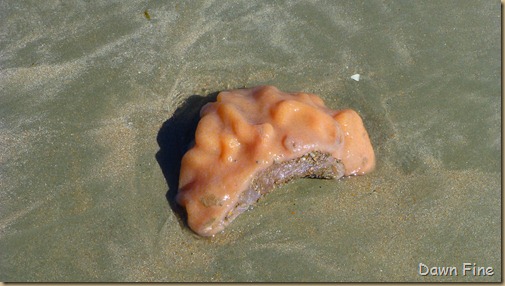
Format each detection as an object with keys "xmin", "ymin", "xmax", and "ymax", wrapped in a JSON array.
[{"xmin": 0, "ymin": 0, "xmax": 500, "ymax": 282}]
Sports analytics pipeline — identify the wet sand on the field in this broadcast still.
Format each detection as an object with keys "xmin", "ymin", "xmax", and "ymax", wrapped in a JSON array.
[{"xmin": 0, "ymin": 0, "xmax": 500, "ymax": 282}]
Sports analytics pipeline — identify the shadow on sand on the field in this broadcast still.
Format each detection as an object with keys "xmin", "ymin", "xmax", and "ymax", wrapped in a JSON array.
[{"xmin": 155, "ymin": 92, "xmax": 219, "ymax": 226}]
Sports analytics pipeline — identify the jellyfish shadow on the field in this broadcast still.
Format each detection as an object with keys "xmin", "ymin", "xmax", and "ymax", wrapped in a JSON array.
[{"xmin": 155, "ymin": 92, "xmax": 219, "ymax": 225}]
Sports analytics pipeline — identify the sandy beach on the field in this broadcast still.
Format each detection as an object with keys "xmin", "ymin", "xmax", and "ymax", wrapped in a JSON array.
[{"xmin": 0, "ymin": 0, "xmax": 500, "ymax": 282}]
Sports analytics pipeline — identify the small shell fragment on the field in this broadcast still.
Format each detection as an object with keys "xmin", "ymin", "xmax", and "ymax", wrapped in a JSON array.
[{"xmin": 351, "ymin": 74, "xmax": 360, "ymax": 81}]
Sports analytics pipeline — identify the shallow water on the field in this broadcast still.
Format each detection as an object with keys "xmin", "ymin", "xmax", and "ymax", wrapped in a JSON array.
[{"xmin": 0, "ymin": 0, "xmax": 500, "ymax": 282}]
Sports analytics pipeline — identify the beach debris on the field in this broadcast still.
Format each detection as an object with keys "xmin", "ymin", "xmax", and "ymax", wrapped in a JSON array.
[
  {"xmin": 144, "ymin": 9, "xmax": 151, "ymax": 20},
  {"xmin": 177, "ymin": 85, "xmax": 376, "ymax": 236},
  {"xmin": 351, "ymin": 74, "xmax": 360, "ymax": 81}
]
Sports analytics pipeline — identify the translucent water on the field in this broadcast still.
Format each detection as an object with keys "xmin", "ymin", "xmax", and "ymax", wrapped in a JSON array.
[{"xmin": 0, "ymin": 0, "xmax": 500, "ymax": 282}]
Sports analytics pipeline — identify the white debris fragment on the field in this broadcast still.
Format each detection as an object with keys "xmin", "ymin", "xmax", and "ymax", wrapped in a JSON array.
[{"xmin": 351, "ymin": 74, "xmax": 360, "ymax": 81}]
